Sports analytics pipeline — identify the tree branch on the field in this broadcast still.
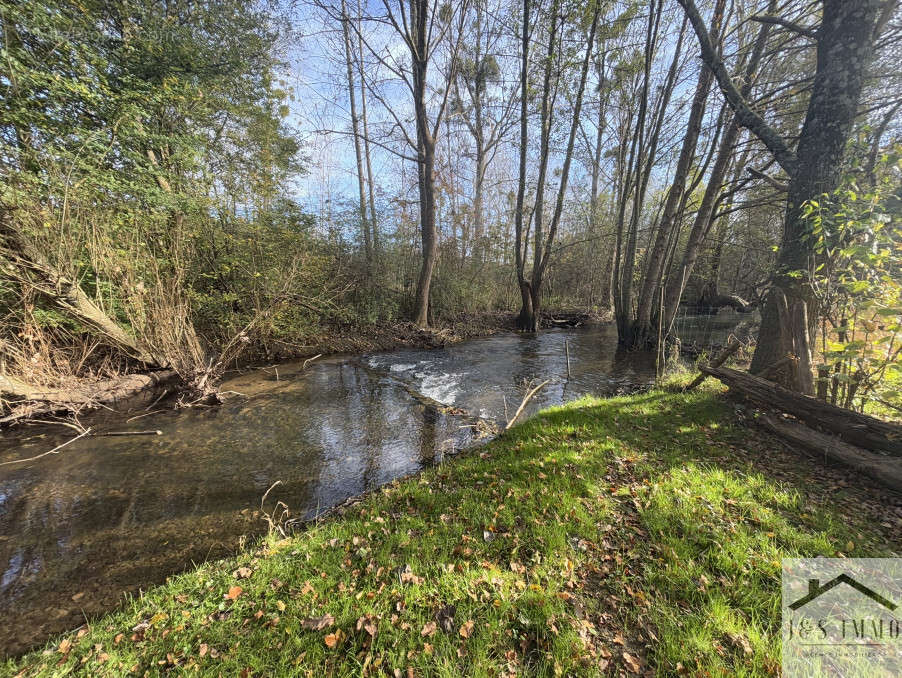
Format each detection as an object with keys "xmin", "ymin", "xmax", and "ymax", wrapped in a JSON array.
[
  {"xmin": 747, "ymin": 166, "xmax": 789, "ymax": 191},
  {"xmin": 676, "ymin": 0, "xmax": 798, "ymax": 176},
  {"xmin": 750, "ymin": 15, "xmax": 818, "ymax": 40}
]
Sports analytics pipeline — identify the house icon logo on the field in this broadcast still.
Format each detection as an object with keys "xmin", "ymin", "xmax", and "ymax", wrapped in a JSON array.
[
  {"xmin": 782, "ymin": 558, "xmax": 902, "ymax": 676},
  {"xmin": 789, "ymin": 574, "xmax": 898, "ymax": 611}
]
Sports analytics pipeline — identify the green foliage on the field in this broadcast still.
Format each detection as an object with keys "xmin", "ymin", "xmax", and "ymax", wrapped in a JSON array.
[
  {"xmin": 802, "ymin": 151, "xmax": 902, "ymax": 414},
  {"xmin": 0, "ymin": 0, "xmax": 316, "ymax": 372}
]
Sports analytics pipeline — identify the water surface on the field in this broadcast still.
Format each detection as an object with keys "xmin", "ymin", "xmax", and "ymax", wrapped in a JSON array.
[{"xmin": 0, "ymin": 317, "xmax": 744, "ymax": 655}]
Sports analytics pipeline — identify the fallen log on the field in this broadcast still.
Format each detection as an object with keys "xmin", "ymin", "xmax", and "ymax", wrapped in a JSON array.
[
  {"xmin": 0, "ymin": 369, "xmax": 180, "ymax": 425},
  {"xmin": 757, "ymin": 415, "xmax": 902, "ymax": 494},
  {"xmin": 684, "ymin": 336, "xmax": 742, "ymax": 391},
  {"xmin": 700, "ymin": 365, "xmax": 902, "ymax": 456}
]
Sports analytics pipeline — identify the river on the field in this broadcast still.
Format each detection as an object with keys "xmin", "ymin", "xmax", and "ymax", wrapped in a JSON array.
[{"xmin": 0, "ymin": 314, "xmax": 749, "ymax": 656}]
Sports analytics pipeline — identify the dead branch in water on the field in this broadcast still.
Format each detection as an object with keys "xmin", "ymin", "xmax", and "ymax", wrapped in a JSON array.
[
  {"xmin": 96, "ymin": 430, "xmax": 162, "ymax": 437},
  {"xmin": 0, "ymin": 427, "xmax": 92, "ymax": 466},
  {"xmin": 303, "ymin": 354, "xmax": 323, "ymax": 369},
  {"xmin": 506, "ymin": 379, "xmax": 551, "ymax": 430}
]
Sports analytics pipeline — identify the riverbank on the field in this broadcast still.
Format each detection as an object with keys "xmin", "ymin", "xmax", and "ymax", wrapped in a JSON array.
[
  {"xmin": 5, "ymin": 384, "xmax": 899, "ymax": 676},
  {"xmin": 0, "ymin": 311, "xmax": 528, "ymax": 426}
]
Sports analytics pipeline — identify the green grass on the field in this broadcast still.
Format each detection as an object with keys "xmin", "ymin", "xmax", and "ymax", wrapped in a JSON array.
[{"xmin": 5, "ymin": 386, "xmax": 898, "ymax": 677}]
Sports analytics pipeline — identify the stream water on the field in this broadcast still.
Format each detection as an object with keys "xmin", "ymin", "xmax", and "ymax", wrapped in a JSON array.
[{"xmin": 0, "ymin": 315, "xmax": 749, "ymax": 656}]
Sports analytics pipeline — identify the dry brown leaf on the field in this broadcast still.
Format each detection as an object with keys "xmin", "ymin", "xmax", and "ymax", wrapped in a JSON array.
[
  {"xmin": 226, "ymin": 585, "xmax": 243, "ymax": 600},
  {"xmin": 459, "ymin": 620, "xmax": 474, "ymax": 638},
  {"xmin": 420, "ymin": 621, "xmax": 437, "ymax": 637},
  {"xmin": 622, "ymin": 651, "xmax": 641, "ymax": 673},
  {"xmin": 199, "ymin": 643, "xmax": 208, "ymax": 657},
  {"xmin": 234, "ymin": 567, "xmax": 252, "ymax": 579},
  {"xmin": 324, "ymin": 632, "xmax": 339, "ymax": 648},
  {"xmin": 58, "ymin": 638, "xmax": 72, "ymax": 654}
]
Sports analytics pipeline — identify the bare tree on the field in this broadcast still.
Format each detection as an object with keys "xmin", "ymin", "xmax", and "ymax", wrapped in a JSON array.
[{"xmin": 514, "ymin": 0, "xmax": 602, "ymax": 331}]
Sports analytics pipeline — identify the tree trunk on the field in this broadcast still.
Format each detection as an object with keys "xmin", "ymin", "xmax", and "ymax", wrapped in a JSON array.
[
  {"xmin": 530, "ymin": 0, "xmax": 600, "ymax": 330},
  {"xmin": 678, "ymin": 0, "xmax": 884, "ymax": 393},
  {"xmin": 340, "ymin": 0, "xmax": 372, "ymax": 265},
  {"xmin": 751, "ymin": 0, "xmax": 882, "ymax": 392},
  {"xmin": 633, "ymin": 0, "xmax": 723, "ymax": 347},
  {"xmin": 410, "ymin": 0, "xmax": 438, "ymax": 328},
  {"xmin": 513, "ymin": 0, "xmax": 531, "ymax": 331},
  {"xmin": 356, "ymin": 0, "xmax": 378, "ymax": 257},
  {"xmin": 521, "ymin": 0, "xmax": 559, "ymax": 331},
  {"xmin": 663, "ymin": 8, "xmax": 772, "ymax": 337}
]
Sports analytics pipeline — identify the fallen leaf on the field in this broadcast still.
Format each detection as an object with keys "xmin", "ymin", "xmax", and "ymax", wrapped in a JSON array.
[
  {"xmin": 58, "ymin": 639, "xmax": 72, "ymax": 654},
  {"xmin": 234, "ymin": 567, "xmax": 252, "ymax": 579},
  {"xmin": 226, "ymin": 585, "xmax": 243, "ymax": 600},
  {"xmin": 300, "ymin": 614, "xmax": 334, "ymax": 630},
  {"xmin": 420, "ymin": 621, "xmax": 437, "ymax": 637},
  {"xmin": 199, "ymin": 643, "xmax": 208, "ymax": 657},
  {"xmin": 622, "ymin": 651, "xmax": 641, "ymax": 673},
  {"xmin": 459, "ymin": 620, "xmax": 474, "ymax": 638},
  {"xmin": 324, "ymin": 632, "xmax": 339, "ymax": 648},
  {"xmin": 726, "ymin": 632, "xmax": 753, "ymax": 656}
]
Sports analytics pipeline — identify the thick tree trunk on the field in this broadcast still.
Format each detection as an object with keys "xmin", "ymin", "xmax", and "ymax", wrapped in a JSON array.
[{"xmin": 679, "ymin": 0, "xmax": 883, "ymax": 393}]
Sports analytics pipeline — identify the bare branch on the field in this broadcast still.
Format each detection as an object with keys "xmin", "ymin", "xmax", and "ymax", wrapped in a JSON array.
[
  {"xmin": 750, "ymin": 15, "xmax": 818, "ymax": 40},
  {"xmin": 676, "ymin": 0, "xmax": 798, "ymax": 176},
  {"xmin": 747, "ymin": 166, "xmax": 789, "ymax": 191}
]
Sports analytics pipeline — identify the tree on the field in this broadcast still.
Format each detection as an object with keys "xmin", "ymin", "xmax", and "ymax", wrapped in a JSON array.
[
  {"xmin": 514, "ymin": 0, "xmax": 602, "ymax": 331},
  {"xmin": 340, "ymin": 0, "xmax": 373, "ymax": 265},
  {"xmin": 452, "ymin": 0, "xmax": 517, "ymax": 260},
  {"xmin": 677, "ymin": 0, "xmax": 894, "ymax": 393}
]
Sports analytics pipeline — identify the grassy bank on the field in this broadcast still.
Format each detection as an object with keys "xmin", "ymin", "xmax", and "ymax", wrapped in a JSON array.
[{"xmin": 5, "ymin": 386, "xmax": 899, "ymax": 677}]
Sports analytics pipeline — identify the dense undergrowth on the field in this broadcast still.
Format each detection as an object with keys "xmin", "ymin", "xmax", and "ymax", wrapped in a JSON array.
[{"xmin": 4, "ymin": 385, "xmax": 899, "ymax": 677}]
